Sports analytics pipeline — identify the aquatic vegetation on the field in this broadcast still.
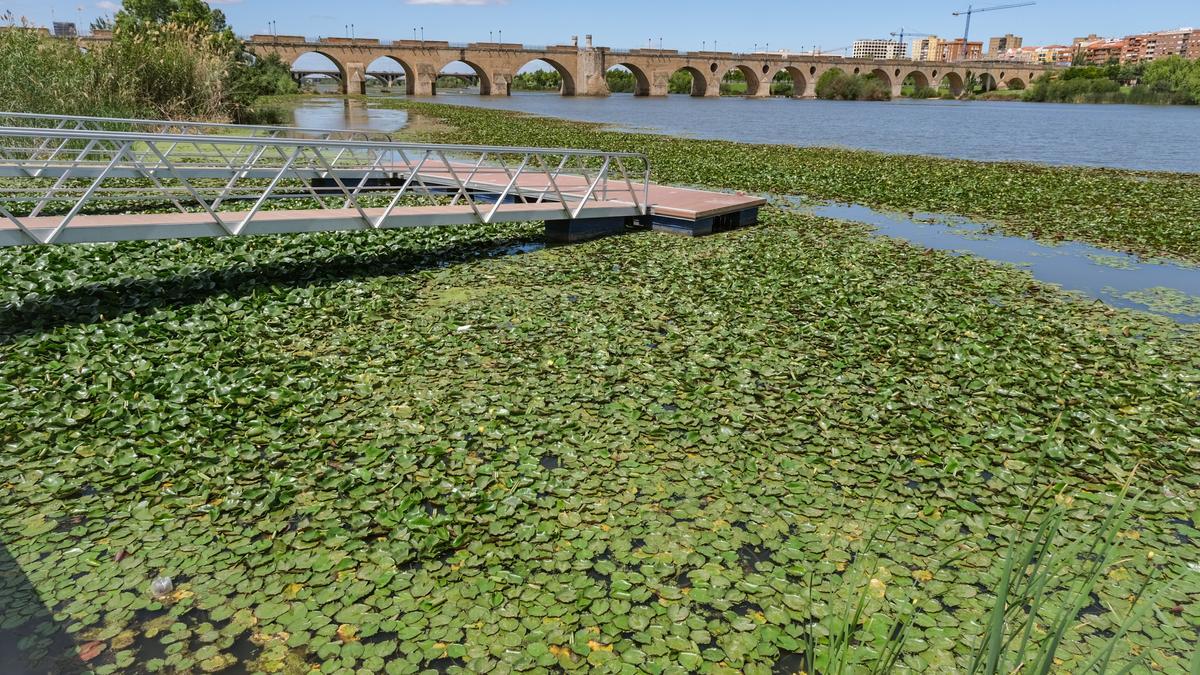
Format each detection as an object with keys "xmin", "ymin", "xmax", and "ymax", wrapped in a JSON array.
[
  {"xmin": 1115, "ymin": 286, "xmax": 1200, "ymax": 317},
  {"xmin": 1088, "ymin": 254, "xmax": 1140, "ymax": 270},
  {"xmin": 382, "ymin": 99, "xmax": 1200, "ymax": 264},
  {"xmin": 2, "ymin": 201, "xmax": 1199, "ymax": 671}
]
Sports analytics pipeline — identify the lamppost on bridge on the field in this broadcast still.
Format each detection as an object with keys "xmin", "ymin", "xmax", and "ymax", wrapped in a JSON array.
[
  {"xmin": 498, "ymin": 30, "xmax": 502, "ymax": 43},
  {"xmin": 490, "ymin": 31, "xmax": 493, "ymax": 42},
  {"xmin": 659, "ymin": 37, "xmax": 663, "ymax": 49},
  {"xmin": 421, "ymin": 27, "xmax": 425, "ymax": 42},
  {"xmin": 702, "ymin": 41, "xmax": 707, "ymax": 51}
]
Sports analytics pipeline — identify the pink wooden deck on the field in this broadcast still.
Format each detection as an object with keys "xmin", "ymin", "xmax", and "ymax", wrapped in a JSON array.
[{"xmin": 390, "ymin": 164, "xmax": 767, "ymax": 221}]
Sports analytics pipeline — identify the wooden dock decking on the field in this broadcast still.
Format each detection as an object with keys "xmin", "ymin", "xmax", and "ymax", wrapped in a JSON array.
[{"xmin": 0, "ymin": 162, "xmax": 766, "ymax": 246}]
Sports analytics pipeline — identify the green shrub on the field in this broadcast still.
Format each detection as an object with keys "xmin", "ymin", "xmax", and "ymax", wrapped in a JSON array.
[
  {"xmin": 511, "ymin": 69, "xmax": 562, "ymax": 92},
  {"xmin": 668, "ymin": 70, "xmax": 696, "ymax": 95},
  {"xmin": 0, "ymin": 1, "xmax": 304, "ymax": 123},
  {"xmin": 606, "ymin": 68, "xmax": 635, "ymax": 93},
  {"xmin": 1023, "ymin": 58, "xmax": 1200, "ymax": 105},
  {"xmin": 815, "ymin": 70, "xmax": 891, "ymax": 101}
]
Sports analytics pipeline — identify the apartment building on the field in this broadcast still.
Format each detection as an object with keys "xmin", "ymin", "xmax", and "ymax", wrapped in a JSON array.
[
  {"xmin": 988, "ymin": 34, "xmax": 1023, "ymax": 54},
  {"xmin": 851, "ymin": 39, "xmax": 908, "ymax": 60}
]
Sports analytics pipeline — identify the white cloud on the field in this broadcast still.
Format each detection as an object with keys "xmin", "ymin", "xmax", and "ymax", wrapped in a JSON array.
[{"xmin": 95, "ymin": 0, "xmax": 120, "ymax": 10}]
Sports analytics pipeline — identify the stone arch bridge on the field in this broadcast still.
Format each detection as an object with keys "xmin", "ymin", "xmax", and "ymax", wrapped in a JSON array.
[{"xmin": 147, "ymin": 34, "xmax": 1060, "ymax": 99}]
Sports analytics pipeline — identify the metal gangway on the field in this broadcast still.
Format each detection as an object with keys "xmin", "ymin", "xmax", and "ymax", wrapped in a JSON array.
[{"xmin": 0, "ymin": 113, "xmax": 652, "ymax": 246}]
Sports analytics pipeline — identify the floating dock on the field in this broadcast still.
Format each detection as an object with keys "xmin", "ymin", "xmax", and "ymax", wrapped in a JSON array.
[{"xmin": 0, "ymin": 118, "xmax": 764, "ymax": 247}]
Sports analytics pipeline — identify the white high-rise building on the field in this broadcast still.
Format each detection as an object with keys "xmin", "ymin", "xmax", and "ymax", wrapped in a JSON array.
[{"xmin": 852, "ymin": 39, "xmax": 908, "ymax": 60}]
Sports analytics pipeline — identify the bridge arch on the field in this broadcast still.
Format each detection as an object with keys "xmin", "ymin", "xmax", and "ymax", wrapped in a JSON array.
[
  {"xmin": 290, "ymin": 50, "xmax": 347, "ymax": 92},
  {"xmin": 869, "ymin": 68, "xmax": 894, "ymax": 92},
  {"xmin": 772, "ymin": 67, "xmax": 807, "ymax": 97},
  {"xmin": 978, "ymin": 73, "xmax": 998, "ymax": 93},
  {"xmin": 367, "ymin": 55, "xmax": 414, "ymax": 95},
  {"xmin": 437, "ymin": 59, "xmax": 492, "ymax": 95},
  {"xmin": 901, "ymin": 71, "xmax": 932, "ymax": 96},
  {"xmin": 607, "ymin": 64, "xmax": 651, "ymax": 96},
  {"xmin": 720, "ymin": 64, "xmax": 760, "ymax": 96},
  {"xmin": 669, "ymin": 65, "xmax": 708, "ymax": 97},
  {"xmin": 937, "ymin": 71, "xmax": 966, "ymax": 97},
  {"xmin": 1006, "ymin": 76, "xmax": 1027, "ymax": 90},
  {"xmin": 514, "ymin": 57, "xmax": 576, "ymax": 96}
]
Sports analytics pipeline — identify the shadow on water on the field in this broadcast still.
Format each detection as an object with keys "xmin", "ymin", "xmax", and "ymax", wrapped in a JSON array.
[
  {"xmin": 0, "ymin": 236, "xmax": 545, "ymax": 343},
  {"xmin": 785, "ymin": 198, "xmax": 1200, "ymax": 323},
  {"xmin": 0, "ymin": 541, "xmax": 84, "ymax": 674}
]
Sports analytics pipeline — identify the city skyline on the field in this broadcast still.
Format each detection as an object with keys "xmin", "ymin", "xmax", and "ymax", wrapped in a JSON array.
[{"xmin": 6, "ymin": 0, "xmax": 1197, "ymax": 55}]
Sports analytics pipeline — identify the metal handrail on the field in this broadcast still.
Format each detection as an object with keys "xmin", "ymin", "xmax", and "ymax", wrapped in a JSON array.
[
  {"xmin": 0, "ymin": 124, "xmax": 653, "ymax": 246},
  {"xmin": 0, "ymin": 126, "xmax": 651, "ymax": 160},
  {"xmin": 0, "ymin": 111, "xmax": 393, "ymax": 141}
]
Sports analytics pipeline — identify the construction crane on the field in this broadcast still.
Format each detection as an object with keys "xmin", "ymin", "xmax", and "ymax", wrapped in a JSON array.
[
  {"xmin": 890, "ymin": 28, "xmax": 933, "ymax": 45},
  {"xmin": 952, "ymin": 2, "xmax": 1036, "ymax": 44},
  {"xmin": 890, "ymin": 29, "xmax": 933, "ymax": 58}
]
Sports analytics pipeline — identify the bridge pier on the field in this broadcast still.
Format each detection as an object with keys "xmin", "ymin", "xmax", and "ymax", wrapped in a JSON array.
[
  {"xmin": 489, "ymin": 73, "xmax": 514, "ymax": 96},
  {"xmin": 749, "ymin": 76, "xmax": 773, "ymax": 98},
  {"xmin": 345, "ymin": 62, "xmax": 367, "ymax": 96},
  {"xmin": 577, "ymin": 48, "xmax": 611, "ymax": 96},
  {"xmin": 413, "ymin": 65, "xmax": 437, "ymax": 96}
]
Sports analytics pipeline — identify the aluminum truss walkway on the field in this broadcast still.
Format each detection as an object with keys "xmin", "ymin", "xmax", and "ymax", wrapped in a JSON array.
[{"xmin": 0, "ymin": 114, "xmax": 764, "ymax": 247}]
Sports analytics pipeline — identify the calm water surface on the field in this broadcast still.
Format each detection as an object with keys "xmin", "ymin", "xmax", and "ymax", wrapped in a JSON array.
[
  {"xmin": 289, "ymin": 97, "xmax": 408, "ymax": 133},
  {"xmin": 413, "ymin": 93, "xmax": 1200, "ymax": 174},
  {"xmin": 286, "ymin": 94, "xmax": 1200, "ymax": 173},
  {"xmin": 794, "ymin": 200, "xmax": 1200, "ymax": 323}
]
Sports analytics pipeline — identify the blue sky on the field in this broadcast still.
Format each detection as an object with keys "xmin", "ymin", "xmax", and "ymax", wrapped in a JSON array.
[{"xmin": 9, "ymin": 1, "xmax": 1196, "ymax": 59}]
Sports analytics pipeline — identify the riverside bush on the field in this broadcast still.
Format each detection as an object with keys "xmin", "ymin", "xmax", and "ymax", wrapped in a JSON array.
[
  {"xmin": 1024, "ymin": 57, "xmax": 1200, "ymax": 105},
  {"xmin": 0, "ymin": 4, "xmax": 295, "ymax": 122},
  {"xmin": 815, "ymin": 69, "xmax": 891, "ymax": 101}
]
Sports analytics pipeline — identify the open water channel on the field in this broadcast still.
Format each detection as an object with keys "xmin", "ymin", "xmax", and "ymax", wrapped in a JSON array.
[{"xmin": 285, "ymin": 96, "xmax": 1200, "ymax": 323}]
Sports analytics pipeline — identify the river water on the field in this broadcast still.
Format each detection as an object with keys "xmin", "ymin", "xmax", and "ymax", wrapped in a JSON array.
[
  {"xmin": 290, "ymin": 94, "xmax": 1200, "ymax": 173},
  {"xmin": 283, "ymin": 96, "xmax": 1200, "ymax": 322}
]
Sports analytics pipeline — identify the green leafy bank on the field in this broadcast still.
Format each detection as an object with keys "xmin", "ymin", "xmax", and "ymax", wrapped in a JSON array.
[
  {"xmin": 2, "ymin": 207, "xmax": 1199, "ymax": 673},
  {"xmin": 1, "ymin": 100, "xmax": 1199, "ymax": 672},
  {"xmin": 380, "ymin": 99, "xmax": 1200, "ymax": 264}
]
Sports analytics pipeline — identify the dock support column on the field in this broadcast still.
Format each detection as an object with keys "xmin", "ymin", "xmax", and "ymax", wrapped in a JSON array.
[
  {"xmin": 651, "ymin": 207, "xmax": 760, "ymax": 237},
  {"xmin": 545, "ymin": 217, "xmax": 630, "ymax": 244}
]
